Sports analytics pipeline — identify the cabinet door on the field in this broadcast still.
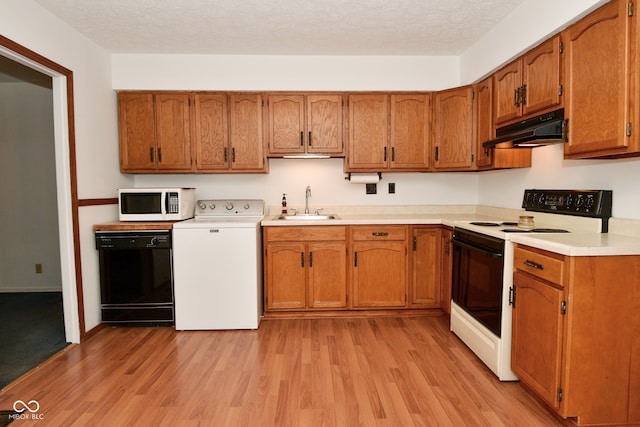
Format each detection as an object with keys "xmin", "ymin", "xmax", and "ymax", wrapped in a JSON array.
[
  {"xmin": 267, "ymin": 95, "xmax": 305, "ymax": 155},
  {"xmin": 564, "ymin": 0, "xmax": 633, "ymax": 157},
  {"xmin": 474, "ymin": 77, "xmax": 494, "ymax": 168},
  {"xmin": 440, "ymin": 228, "xmax": 453, "ymax": 314},
  {"xmin": 154, "ymin": 93, "xmax": 193, "ymax": 171},
  {"xmin": 265, "ymin": 242, "xmax": 306, "ymax": 310},
  {"xmin": 352, "ymin": 241, "xmax": 406, "ymax": 308},
  {"xmin": 410, "ymin": 227, "xmax": 440, "ymax": 308},
  {"xmin": 346, "ymin": 94, "xmax": 388, "ymax": 171},
  {"xmin": 307, "ymin": 94, "xmax": 344, "ymax": 155},
  {"xmin": 118, "ymin": 92, "xmax": 156, "ymax": 171},
  {"xmin": 511, "ymin": 271, "xmax": 564, "ymax": 409},
  {"xmin": 390, "ymin": 94, "xmax": 430, "ymax": 170},
  {"xmin": 493, "ymin": 60, "xmax": 522, "ymax": 125},
  {"xmin": 433, "ymin": 86, "xmax": 473, "ymax": 170},
  {"xmin": 522, "ymin": 35, "xmax": 562, "ymax": 117},
  {"xmin": 308, "ymin": 242, "xmax": 347, "ymax": 308},
  {"xmin": 229, "ymin": 93, "xmax": 266, "ymax": 171},
  {"xmin": 194, "ymin": 93, "xmax": 229, "ymax": 170}
]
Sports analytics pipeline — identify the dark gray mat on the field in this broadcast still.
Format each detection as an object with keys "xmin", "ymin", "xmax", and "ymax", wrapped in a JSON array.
[{"xmin": 0, "ymin": 292, "xmax": 69, "ymax": 388}]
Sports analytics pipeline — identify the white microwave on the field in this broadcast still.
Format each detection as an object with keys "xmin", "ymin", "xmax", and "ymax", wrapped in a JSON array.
[{"xmin": 118, "ymin": 188, "xmax": 196, "ymax": 221}]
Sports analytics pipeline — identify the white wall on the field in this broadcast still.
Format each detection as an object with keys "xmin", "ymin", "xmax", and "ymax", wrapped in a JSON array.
[
  {"xmin": 2, "ymin": 0, "xmax": 130, "ymax": 335},
  {"xmin": 0, "ymin": 81, "xmax": 62, "ymax": 292}
]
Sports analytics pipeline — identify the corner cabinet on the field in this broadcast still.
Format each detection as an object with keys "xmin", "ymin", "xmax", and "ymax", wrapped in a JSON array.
[
  {"xmin": 351, "ymin": 225, "xmax": 407, "ymax": 308},
  {"xmin": 563, "ymin": 0, "xmax": 640, "ymax": 159},
  {"xmin": 493, "ymin": 35, "xmax": 563, "ymax": 127},
  {"xmin": 266, "ymin": 94, "xmax": 344, "ymax": 157},
  {"xmin": 119, "ymin": 92, "xmax": 193, "ymax": 172},
  {"xmin": 511, "ymin": 244, "xmax": 640, "ymax": 426},
  {"xmin": 264, "ymin": 226, "xmax": 348, "ymax": 311},
  {"xmin": 346, "ymin": 93, "xmax": 430, "ymax": 172},
  {"xmin": 432, "ymin": 86, "xmax": 474, "ymax": 170}
]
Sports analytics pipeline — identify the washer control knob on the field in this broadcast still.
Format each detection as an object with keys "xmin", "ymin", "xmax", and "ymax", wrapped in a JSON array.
[{"xmin": 225, "ymin": 202, "xmax": 234, "ymax": 211}]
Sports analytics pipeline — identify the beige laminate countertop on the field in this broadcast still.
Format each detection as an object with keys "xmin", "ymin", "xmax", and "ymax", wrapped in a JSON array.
[
  {"xmin": 260, "ymin": 207, "xmax": 640, "ymax": 257},
  {"xmin": 508, "ymin": 232, "xmax": 640, "ymax": 256}
]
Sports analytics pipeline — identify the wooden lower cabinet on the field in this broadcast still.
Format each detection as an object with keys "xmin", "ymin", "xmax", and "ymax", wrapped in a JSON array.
[
  {"xmin": 351, "ymin": 225, "xmax": 407, "ymax": 308},
  {"xmin": 264, "ymin": 224, "xmax": 452, "ymax": 314},
  {"xmin": 512, "ymin": 244, "xmax": 640, "ymax": 425},
  {"xmin": 409, "ymin": 226, "xmax": 441, "ymax": 308},
  {"xmin": 264, "ymin": 226, "xmax": 347, "ymax": 311},
  {"xmin": 439, "ymin": 227, "xmax": 453, "ymax": 314}
]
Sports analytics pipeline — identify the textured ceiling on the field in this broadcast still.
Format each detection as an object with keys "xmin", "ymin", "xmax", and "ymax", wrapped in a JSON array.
[{"xmin": 33, "ymin": 0, "xmax": 527, "ymax": 55}]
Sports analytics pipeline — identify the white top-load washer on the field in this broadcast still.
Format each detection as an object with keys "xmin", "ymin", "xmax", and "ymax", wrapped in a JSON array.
[{"xmin": 173, "ymin": 199, "xmax": 264, "ymax": 330}]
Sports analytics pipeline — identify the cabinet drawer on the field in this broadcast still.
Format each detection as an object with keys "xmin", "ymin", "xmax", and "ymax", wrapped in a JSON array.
[
  {"xmin": 514, "ymin": 245, "xmax": 565, "ymax": 285},
  {"xmin": 351, "ymin": 225, "xmax": 407, "ymax": 241},
  {"xmin": 264, "ymin": 226, "xmax": 346, "ymax": 242}
]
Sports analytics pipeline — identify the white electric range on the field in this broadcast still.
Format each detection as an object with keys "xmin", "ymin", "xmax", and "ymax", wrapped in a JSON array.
[{"xmin": 449, "ymin": 189, "xmax": 612, "ymax": 381}]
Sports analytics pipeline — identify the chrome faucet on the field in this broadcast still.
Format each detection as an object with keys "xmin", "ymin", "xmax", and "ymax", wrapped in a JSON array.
[{"xmin": 304, "ymin": 186, "xmax": 311, "ymax": 214}]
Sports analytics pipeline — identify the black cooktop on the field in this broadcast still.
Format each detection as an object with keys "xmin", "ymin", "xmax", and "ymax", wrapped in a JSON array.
[
  {"xmin": 500, "ymin": 228, "xmax": 569, "ymax": 233},
  {"xmin": 469, "ymin": 221, "xmax": 518, "ymax": 227}
]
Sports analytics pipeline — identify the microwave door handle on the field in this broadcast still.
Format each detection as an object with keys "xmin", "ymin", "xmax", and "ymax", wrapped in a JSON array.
[
  {"xmin": 163, "ymin": 192, "xmax": 168, "ymax": 215},
  {"xmin": 452, "ymin": 239, "xmax": 503, "ymax": 259}
]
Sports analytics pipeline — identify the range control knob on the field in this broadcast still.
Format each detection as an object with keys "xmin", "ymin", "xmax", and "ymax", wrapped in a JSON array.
[
  {"xmin": 244, "ymin": 203, "xmax": 250, "ymax": 210},
  {"xmin": 198, "ymin": 202, "xmax": 207, "ymax": 210},
  {"xmin": 566, "ymin": 194, "xmax": 574, "ymax": 207},
  {"xmin": 575, "ymin": 195, "xmax": 585, "ymax": 209},
  {"xmin": 225, "ymin": 202, "xmax": 235, "ymax": 211},
  {"xmin": 209, "ymin": 203, "xmax": 216, "ymax": 210},
  {"xmin": 585, "ymin": 195, "xmax": 595, "ymax": 210}
]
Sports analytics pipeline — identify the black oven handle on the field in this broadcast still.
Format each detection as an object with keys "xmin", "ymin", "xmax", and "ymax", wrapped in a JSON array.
[{"xmin": 452, "ymin": 238, "xmax": 503, "ymax": 259}]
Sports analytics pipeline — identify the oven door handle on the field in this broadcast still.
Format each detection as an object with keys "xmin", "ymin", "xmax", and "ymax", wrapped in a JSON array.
[{"xmin": 452, "ymin": 239, "xmax": 503, "ymax": 259}]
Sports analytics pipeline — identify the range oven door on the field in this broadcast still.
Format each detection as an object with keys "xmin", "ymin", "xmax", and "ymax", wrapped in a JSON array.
[{"xmin": 451, "ymin": 229, "xmax": 505, "ymax": 337}]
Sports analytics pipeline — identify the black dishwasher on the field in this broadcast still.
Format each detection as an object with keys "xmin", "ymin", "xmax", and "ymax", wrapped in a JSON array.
[{"xmin": 95, "ymin": 230, "xmax": 174, "ymax": 325}]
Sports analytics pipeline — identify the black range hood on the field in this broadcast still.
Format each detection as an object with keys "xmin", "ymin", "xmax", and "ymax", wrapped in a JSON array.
[{"xmin": 483, "ymin": 108, "xmax": 567, "ymax": 149}]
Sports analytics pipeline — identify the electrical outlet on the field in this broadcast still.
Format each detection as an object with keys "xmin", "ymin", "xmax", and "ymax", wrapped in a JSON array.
[
  {"xmin": 35, "ymin": 263, "xmax": 43, "ymax": 274},
  {"xmin": 388, "ymin": 182, "xmax": 395, "ymax": 194},
  {"xmin": 366, "ymin": 183, "xmax": 377, "ymax": 194}
]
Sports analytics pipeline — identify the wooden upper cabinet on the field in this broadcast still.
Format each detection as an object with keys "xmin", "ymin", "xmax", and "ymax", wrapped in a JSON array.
[
  {"xmin": 119, "ymin": 92, "xmax": 193, "ymax": 172},
  {"xmin": 347, "ymin": 94, "xmax": 389, "ymax": 170},
  {"xmin": 267, "ymin": 94, "xmax": 344, "ymax": 157},
  {"xmin": 307, "ymin": 95, "xmax": 344, "ymax": 155},
  {"xmin": 494, "ymin": 35, "xmax": 562, "ymax": 126},
  {"xmin": 154, "ymin": 93, "xmax": 193, "ymax": 171},
  {"xmin": 119, "ymin": 92, "xmax": 156, "ymax": 171},
  {"xmin": 564, "ymin": 0, "xmax": 638, "ymax": 158},
  {"xmin": 193, "ymin": 93, "xmax": 228, "ymax": 171},
  {"xmin": 474, "ymin": 77, "xmax": 494, "ymax": 169},
  {"xmin": 390, "ymin": 94, "xmax": 430, "ymax": 170},
  {"xmin": 229, "ymin": 93, "xmax": 266, "ymax": 171},
  {"xmin": 474, "ymin": 78, "xmax": 532, "ymax": 170},
  {"xmin": 346, "ymin": 93, "xmax": 430, "ymax": 172},
  {"xmin": 432, "ymin": 86, "xmax": 474, "ymax": 170}
]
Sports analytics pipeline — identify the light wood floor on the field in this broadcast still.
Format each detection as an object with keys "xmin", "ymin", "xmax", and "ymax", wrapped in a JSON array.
[{"xmin": 0, "ymin": 316, "xmax": 571, "ymax": 426}]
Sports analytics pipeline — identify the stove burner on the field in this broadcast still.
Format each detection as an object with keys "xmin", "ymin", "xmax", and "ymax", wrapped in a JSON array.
[{"xmin": 500, "ymin": 228, "xmax": 569, "ymax": 233}]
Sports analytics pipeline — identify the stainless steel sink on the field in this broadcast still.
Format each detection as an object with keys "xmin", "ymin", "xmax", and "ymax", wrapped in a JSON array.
[{"xmin": 274, "ymin": 214, "xmax": 340, "ymax": 220}]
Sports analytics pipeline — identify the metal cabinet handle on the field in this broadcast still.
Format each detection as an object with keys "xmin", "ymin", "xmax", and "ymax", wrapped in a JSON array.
[
  {"xmin": 300, "ymin": 131, "xmax": 304, "ymax": 146},
  {"xmin": 157, "ymin": 148, "xmax": 162, "ymax": 162},
  {"xmin": 232, "ymin": 147, "xmax": 236, "ymax": 162},
  {"xmin": 150, "ymin": 147, "xmax": 154, "ymax": 162},
  {"xmin": 354, "ymin": 251, "xmax": 358, "ymax": 267},
  {"xmin": 372, "ymin": 232, "xmax": 388, "ymax": 237},
  {"xmin": 383, "ymin": 147, "xmax": 387, "ymax": 161},
  {"xmin": 391, "ymin": 147, "xmax": 395, "ymax": 161},
  {"xmin": 224, "ymin": 147, "xmax": 228, "ymax": 162},
  {"xmin": 524, "ymin": 259, "xmax": 544, "ymax": 270},
  {"xmin": 301, "ymin": 252, "xmax": 305, "ymax": 267},
  {"xmin": 308, "ymin": 131, "xmax": 312, "ymax": 147},
  {"xmin": 309, "ymin": 251, "xmax": 313, "ymax": 267}
]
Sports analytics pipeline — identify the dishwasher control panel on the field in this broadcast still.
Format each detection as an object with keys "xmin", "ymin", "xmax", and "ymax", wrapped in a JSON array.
[{"xmin": 195, "ymin": 199, "xmax": 265, "ymax": 217}]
